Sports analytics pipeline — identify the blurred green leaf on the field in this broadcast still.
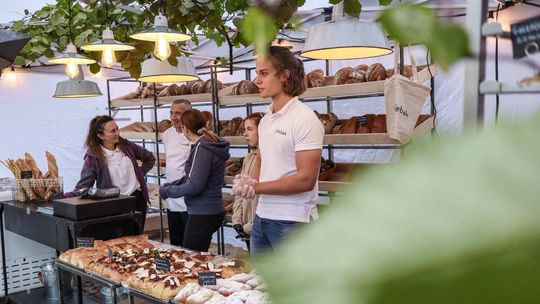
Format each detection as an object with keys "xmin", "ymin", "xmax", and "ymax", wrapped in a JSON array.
[
  {"xmin": 240, "ymin": 7, "xmax": 278, "ymax": 58},
  {"xmin": 379, "ymin": 4, "xmax": 435, "ymax": 44},
  {"xmin": 13, "ymin": 56, "xmax": 25, "ymax": 66},
  {"xmin": 379, "ymin": 0, "xmax": 393, "ymax": 5},
  {"xmin": 344, "ymin": 0, "xmax": 361, "ymax": 18},
  {"xmin": 89, "ymin": 63, "xmax": 101, "ymax": 74},
  {"xmin": 256, "ymin": 116, "xmax": 540, "ymax": 304},
  {"xmin": 429, "ymin": 23, "xmax": 470, "ymax": 70}
]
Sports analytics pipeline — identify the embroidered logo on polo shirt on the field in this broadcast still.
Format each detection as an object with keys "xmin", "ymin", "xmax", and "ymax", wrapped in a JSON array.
[{"xmin": 275, "ymin": 129, "xmax": 287, "ymax": 136}]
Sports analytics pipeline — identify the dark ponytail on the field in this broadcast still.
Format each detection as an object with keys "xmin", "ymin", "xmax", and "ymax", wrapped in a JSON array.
[
  {"xmin": 85, "ymin": 115, "xmax": 114, "ymax": 164},
  {"xmin": 180, "ymin": 109, "xmax": 221, "ymax": 143}
]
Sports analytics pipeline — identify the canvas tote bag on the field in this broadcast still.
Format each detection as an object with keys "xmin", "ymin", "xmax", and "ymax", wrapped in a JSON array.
[{"xmin": 384, "ymin": 45, "xmax": 431, "ymax": 144}]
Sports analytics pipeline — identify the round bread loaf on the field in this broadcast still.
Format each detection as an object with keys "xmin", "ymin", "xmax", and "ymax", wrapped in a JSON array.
[
  {"xmin": 307, "ymin": 69, "xmax": 325, "ymax": 88},
  {"xmin": 335, "ymin": 67, "xmax": 353, "ymax": 85},
  {"xmin": 158, "ymin": 119, "xmax": 172, "ymax": 132},
  {"xmin": 366, "ymin": 63, "xmax": 387, "ymax": 82}
]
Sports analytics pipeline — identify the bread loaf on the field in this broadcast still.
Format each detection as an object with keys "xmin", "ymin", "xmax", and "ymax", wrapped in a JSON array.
[
  {"xmin": 158, "ymin": 119, "xmax": 172, "ymax": 132},
  {"xmin": 201, "ymin": 111, "xmax": 214, "ymax": 132},
  {"xmin": 356, "ymin": 114, "xmax": 376, "ymax": 133},
  {"xmin": 230, "ymin": 117, "xmax": 243, "ymax": 135},
  {"xmin": 335, "ymin": 67, "xmax": 353, "ymax": 85},
  {"xmin": 203, "ymin": 79, "xmax": 223, "ymax": 93},
  {"xmin": 386, "ymin": 69, "xmax": 395, "ymax": 78},
  {"xmin": 45, "ymin": 151, "xmax": 59, "ymax": 179},
  {"xmin": 306, "ymin": 69, "xmax": 325, "ymax": 88},
  {"xmin": 235, "ymin": 80, "xmax": 259, "ymax": 95},
  {"xmin": 179, "ymin": 84, "xmax": 191, "ymax": 95},
  {"xmin": 341, "ymin": 117, "xmax": 358, "ymax": 134},
  {"xmin": 371, "ymin": 114, "xmax": 387, "ymax": 133},
  {"xmin": 349, "ymin": 67, "xmax": 367, "ymax": 82},
  {"xmin": 319, "ymin": 113, "xmax": 338, "ymax": 134},
  {"xmin": 24, "ymin": 153, "xmax": 43, "ymax": 179},
  {"xmin": 344, "ymin": 77, "xmax": 364, "ymax": 84},
  {"xmin": 191, "ymin": 81, "xmax": 205, "ymax": 94},
  {"xmin": 366, "ymin": 63, "xmax": 387, "ymax": 82},
  {"xmin": 355, "ymin": 64, "xmax": 369, "ymax": 72},
  {"xmin": 219, "ymin": 121, "xmax": 235, "ymax": 136}
]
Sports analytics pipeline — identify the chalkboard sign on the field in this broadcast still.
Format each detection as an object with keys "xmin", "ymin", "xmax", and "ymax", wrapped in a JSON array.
[
  {"xmin": 76, "ymin": 237, "xmax": 94, "ymax": 248},
  {"xmin": 511, "ymin": 15, "xmax": 540, "ymax": 58},
  {"xmin": 20, "ymin": 171, "xmax": 32, "ymax": 179},
  {"xmin": 198, "ymin": 272, "xmax": 217, "ymax": 286},
  {"xmin": 155, "ymin": 255, "xmax": 170, "ymax": 272}
]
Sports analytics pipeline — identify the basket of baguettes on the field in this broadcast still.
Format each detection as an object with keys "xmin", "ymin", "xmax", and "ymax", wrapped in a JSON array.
[
  {"xmin": 0, "ymin": 151, "xmax": 62, "ymax": 202},
  {"xmin": 58, "ymin": 235, "xmax": 270, "ymax": 304}
]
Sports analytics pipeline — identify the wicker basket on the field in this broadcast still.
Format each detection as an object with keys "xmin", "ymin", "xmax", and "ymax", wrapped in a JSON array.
[{"xmin": 12, "ymin": 177, "xmax": 63, "ymax": 202}]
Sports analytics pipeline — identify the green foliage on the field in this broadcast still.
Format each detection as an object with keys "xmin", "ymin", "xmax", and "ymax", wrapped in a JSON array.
[
  {"xmin": 379, "ymin": 3, "xmax": 470, "ymax": 69},
  {"xmin": 255, "ymin": 115, "xmax": 540, "ymax": 304},
  {"xmin": 11, "ymin": 0, "xmax": 470, "ymax": 77}
]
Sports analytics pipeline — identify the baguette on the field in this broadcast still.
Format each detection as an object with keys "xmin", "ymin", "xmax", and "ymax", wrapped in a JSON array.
[{"xmin": 45, "ymin": 151, "xmax": 59, "ymax": 179}]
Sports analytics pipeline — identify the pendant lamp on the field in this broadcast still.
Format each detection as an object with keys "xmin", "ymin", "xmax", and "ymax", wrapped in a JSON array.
[
  {"xmin": 48, "ymin": 0, "xmax": 96, "ymax": 77},
  {"xmin": 138, "ymin": 56, "xmax": 199, "ymax": 83},
  {"xmin": 301, "ymin": 3, "xmax": 392, "ymax": 60},
  {"xmin": 81, "ymin": 1, "xmax": 134, "ymax": 67},
  {"xmin": 53, "ymin": 65, "xmax": 102, "ymax": 98},
  {"xmin": 130, "ymin": 13, "xmax": 191, "ymax": 61}
]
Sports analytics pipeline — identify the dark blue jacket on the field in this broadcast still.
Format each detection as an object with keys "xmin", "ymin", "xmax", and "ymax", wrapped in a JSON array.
[{"xmin": 159, "ymin": 137, "xmax": 230, "ymax": 215}]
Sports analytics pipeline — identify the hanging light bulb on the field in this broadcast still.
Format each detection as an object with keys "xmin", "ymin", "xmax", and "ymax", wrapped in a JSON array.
[
  {"xmin": 131, "ymin": 14, "xmax": 190, "ymax": 61},
  {"xmin": 65, "ymin": 59, "xmax": 79, "ymax": 78},
  {"xmin": 82, "ymin": 27, "xmax": 133, "ymax": 68},
  {"xmin": 154, "ymin": 34, "xmax": 171, "ymax": 61},
  {"xmin": 49, "ymin": 43, "xmax": 95, "ymax": 78},
  {"xmin": 101, "ymin": 47, "xmax": 116, "ymax": 67},
  {"xmin": 4, "ymin": 67, "xmax": 16, "ymax": 81}
]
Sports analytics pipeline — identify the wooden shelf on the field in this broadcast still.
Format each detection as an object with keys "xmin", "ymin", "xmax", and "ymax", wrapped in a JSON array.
[
  {"xmin": 480, "ymin": 80, "xmax": 540, "ymax": 95},
  {"xmin": 110, "ymin": 93, "xmax": 213, "ymax": 108},
  {"xmin": 223, "ymin": 116, "xmax": 434, "ymax": 146},
  {"xmin": 120, "ymin": 131, "xmax": 163, "ymax": 141},
  {"xmin": 218, "ymin": 65, "xmax": 438, "ymax": 106}
]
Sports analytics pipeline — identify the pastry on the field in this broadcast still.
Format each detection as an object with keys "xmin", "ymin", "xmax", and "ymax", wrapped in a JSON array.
[
  {"xmin": 366, "ymin": 63, "xmax": 387, "ymax": 82},
  {"xmin": 191, "ymin": 81, "xmax": 205, "ymax": 94},
  {"xmin": 204, "ymin": 79, "xmax": 224, "ymax": 93},
  {"xmin": 371, "ymin": 114, "xmax": 387, "ymax": 133},
  {"xmin": 319, "ymin": 113, "xmax": 337, "ymax": 134},
  {"xmin": 45, "ymin": 151, "xmax": 59, "ymax": 178},
  {"xmin": 335, "ymin": 67, "xmax": 353, "ymax": 85},
  {"xmin": 306, "ymin": 69, "xmax": 325, "ymax": 88},
  {"xmin": 341, "ymin": 117, "xmax": 358, "ymax": 134},
  {"xmin": 24, "ymin": 153, "xmax": 43, "ymax": 179},
  {"xmin": 158, "ymin": 119, "xmax": 172, "ymax": 133},
  {"xmin": 235, "ymin": 80, "xmax": 259, "ymax": 95}
]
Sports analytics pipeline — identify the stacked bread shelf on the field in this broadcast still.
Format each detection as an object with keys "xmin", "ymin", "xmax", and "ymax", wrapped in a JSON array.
[{"xmin": 215, "ymin": 55, "xmax": 438, "ymax": 194}]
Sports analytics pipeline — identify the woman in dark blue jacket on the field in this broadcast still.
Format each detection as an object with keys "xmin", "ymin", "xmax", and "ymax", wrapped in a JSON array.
[{"xmin": 159, "ymin": 109, "xmax": 230, "ymax": 252}]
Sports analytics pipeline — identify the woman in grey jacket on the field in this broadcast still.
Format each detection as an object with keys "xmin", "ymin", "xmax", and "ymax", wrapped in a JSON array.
[
  {"xmin": 159, "ymin": 109, "xmax": 230, "ymax": 252},
  {"xmin": 66, "ymin": 115, "xmax": 156, "ymax": 233}
]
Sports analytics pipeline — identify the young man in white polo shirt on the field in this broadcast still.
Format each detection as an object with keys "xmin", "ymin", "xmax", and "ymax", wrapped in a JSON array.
[
  {"xmin": 239, "ymin": 46, "xmax": 324, "ymax": 255},
  {"xmin": 161, "ymin": 99, "xmax": 192, "ymax": 246}
]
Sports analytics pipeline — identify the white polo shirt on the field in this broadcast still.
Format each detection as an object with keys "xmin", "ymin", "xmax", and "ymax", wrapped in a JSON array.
[
  {"xmin": 256, "ymin": 97, "xmax": 324, "ymax": 223},
  {"xmin": 161, "ymin": 127, "xmax": 192, "ymax": 212}
]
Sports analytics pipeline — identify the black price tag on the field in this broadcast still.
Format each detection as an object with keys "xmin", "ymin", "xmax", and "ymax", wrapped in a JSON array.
[
  {"xmin": 21, "ymin": 171, "xmax": 32, "ymax": 179},
  {"xmin": 76, "ymin": 237, "xmax": 94, "ymax": 248},
  {"xmin": 198, "ymin": 272, "xmax": 217, "ymax": 286},
  {"xmin": 356, "ymin": 115, "xmax": 368, "ymax": 125},
  {"xmin": 511, "ymin": 15, "xmax": 540, "ymax": 58},
  {"xmin": 107, "ymin": 247, "xmax": 114, "ymax": 260},
  {"xmin": 155, "ymin": 255, "xmax": 170, "ymax": 272}
]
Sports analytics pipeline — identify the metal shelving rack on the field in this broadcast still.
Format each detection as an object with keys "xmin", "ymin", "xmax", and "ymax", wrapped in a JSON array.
[
  {"xmin": 464, "ymin": 0, "xmax": 540, "ymax": 127},
  {"xmin": 107, "ymin": 45, "xmax": 437, "ymax": 254}
]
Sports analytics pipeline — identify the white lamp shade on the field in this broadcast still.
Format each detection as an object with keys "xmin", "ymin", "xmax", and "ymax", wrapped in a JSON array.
[
  {"xmin": 130, "ymin": 14, "xmax": 190, "ymax": 42},
  {"xmin": 138, "ymin": 57, "xmax": 199, "ymax": 83},
  {"xmin": 53, "ymin": 67, "xmax": 102, "ymax": 98},
  {"xmin": 301, "ymin": 19, "xmax": 393, "ymax": 60}
]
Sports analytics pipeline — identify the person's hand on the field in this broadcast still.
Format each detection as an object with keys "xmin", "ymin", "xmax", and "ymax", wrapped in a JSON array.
[
  {"xmin": 233, "ymin": 224, "xmax": 249, "ymax": 239},
  {"xmin": 232, "ymin": 174, "xmax": 257, "ymax": 199},
  {"xmin": 159, "ymin": 187, "xmax": 168, "ymax": 200}
]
